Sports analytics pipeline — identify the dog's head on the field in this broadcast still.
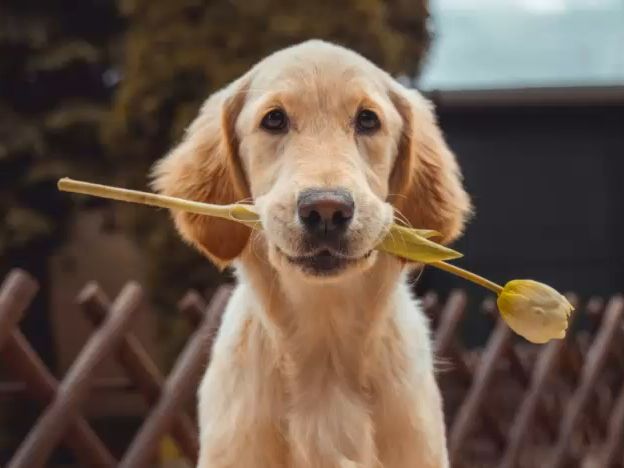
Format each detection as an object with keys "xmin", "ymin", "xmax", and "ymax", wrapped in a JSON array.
[{"xmin": 153, "ymin": 40, "xmax": 471, "ymax": 280}]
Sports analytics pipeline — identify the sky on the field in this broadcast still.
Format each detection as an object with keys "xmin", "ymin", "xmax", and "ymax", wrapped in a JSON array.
[{"xmin": 418, "ymin": 0, "xmax": 624, "ymax": 90}]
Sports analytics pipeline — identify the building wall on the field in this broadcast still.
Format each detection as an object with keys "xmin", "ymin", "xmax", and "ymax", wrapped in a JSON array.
[
  {"xmin": 49, "ymin": 209, "xmax": 156, "ymax": 417},
  {"xmin": 419, "ymin": 103, "xmax": 624, "ymax": 301}
]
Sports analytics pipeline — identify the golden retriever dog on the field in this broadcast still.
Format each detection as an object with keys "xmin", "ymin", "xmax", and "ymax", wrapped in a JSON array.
[{"xmin": 153, "ymin": 40, "xmax": 471, "ymax": 468}]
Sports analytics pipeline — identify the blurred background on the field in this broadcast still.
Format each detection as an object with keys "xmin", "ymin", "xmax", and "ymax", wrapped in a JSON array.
[{"xmin": 1, "ymin": 0, "xmax": 623, "ymax": 466}]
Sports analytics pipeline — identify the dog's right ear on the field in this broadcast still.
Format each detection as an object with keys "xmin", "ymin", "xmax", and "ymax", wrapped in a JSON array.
[
  {"xmin": 387, "ymin": 85, "xmax": 472, "ymax": 245},
  {"xmin": 151, "ymin": 77, "xmax": 251, "ymax": 269}
]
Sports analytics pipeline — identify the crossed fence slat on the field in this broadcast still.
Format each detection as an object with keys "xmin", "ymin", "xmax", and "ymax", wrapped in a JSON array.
[
  {"xmin": 1, "ymin": 268, "xmax": 624, "ymax": 468},
  {"xmin": 79, "ymin": 283, "xmax": 200, "ymax": 461},
  {"xmin": 570, "ymin": 297, "xmax": 610, "ymax": 444},
  {"xmin": 0, "ymin": 270, "xmax": 116, "ymax": 467},
  {"xmin": 498, "ymin": 339, "xmax": 564, "ymax": 468},
  {"xmin": 118, "ymin": 286, "xmax": 231, "ymax": 468},
  {"xmin": 449, "ymin": 317, "xmax": 513, "ymax": 463},
  {"xmin": 548, "ymin": 295, "xmax": 624, "ymax": 468},
  {"xmin": 434, "ymin": 291, "xmax": 624, "ymax": 468},
  {"xmin": 8, "ymin": 281, "xmax": 143, "ymax": 468},
  {"xmin": 598, "ymin": 314, "xmax": 624, "ymax": 467},
  {"xmin": 435, "ymin": 297, "xmax": 510, "ymax": 458},
  {"xmin": 434, "ymin": 290, "xmax": 466, "ymax": 356},
  {"xmin": 600, "ymin": 381, "xmax": 624, "ymax": 467}
]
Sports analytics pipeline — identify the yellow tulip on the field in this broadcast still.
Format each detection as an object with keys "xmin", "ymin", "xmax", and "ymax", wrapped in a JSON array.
[
  {"xmin": 57, "ymin": 177, "xmax": 573, "ymax": 344},
  {"xmin": 496, "ymin": 280, "xmax": 573, "ymax": 344},
  {"xmin": 434, "ymin": 261, "xmax": 573, "ymax": 344}
]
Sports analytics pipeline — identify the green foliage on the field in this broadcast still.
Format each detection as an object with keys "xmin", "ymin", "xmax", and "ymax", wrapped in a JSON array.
[
  {"xmin": 0, "ymin": 1, "xmax": 121, "ymax": 265},
  {"xmin": 109, "ymin": 0, "xmax": 429, "ymax": 154}
]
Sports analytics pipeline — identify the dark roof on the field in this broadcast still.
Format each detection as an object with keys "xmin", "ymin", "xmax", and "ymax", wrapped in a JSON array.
[{"xmin": 423, "ymin": 85, "xmax": 624, "ymax": 109}]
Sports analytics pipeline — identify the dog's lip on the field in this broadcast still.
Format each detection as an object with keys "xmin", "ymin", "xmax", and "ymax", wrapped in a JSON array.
[
  {"xmin": 279, "ymin": 247, "xmax": 373, "ymax": 275},
  {"xmin": 283, "ymin": 248, "xmax": 373, "ymax": 263}
]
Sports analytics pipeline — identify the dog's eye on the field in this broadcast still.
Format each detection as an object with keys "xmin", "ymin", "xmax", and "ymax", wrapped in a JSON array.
[
  {"xmin": 261, "ymin": 109, "xmax": 288, "ymax": 133},
  {"xmin": 355, "ymin": 109, "xmax": 381, "ymax": 134}
]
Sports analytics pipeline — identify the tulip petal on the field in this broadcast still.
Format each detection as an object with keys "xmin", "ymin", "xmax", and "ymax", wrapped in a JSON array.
[
  {"xmin": 497, "ymin": 280, "xmax": 573, "ymax": 344},
  {"xmin": 379, "ymin": 225, "xmax": 463, "ymax": 264}
]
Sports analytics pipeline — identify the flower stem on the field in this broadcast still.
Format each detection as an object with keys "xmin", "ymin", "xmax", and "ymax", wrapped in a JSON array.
[
  {"xmin": 431, "ymin": 261, "xmax": 504, "ymax": 295},
  {"xmin": 57, "ymin": 178, "xmax": 260, "ymax": 228},
  {"xmin": 57, "ymin": 178, "xmax": 509, "ymax": 291}
]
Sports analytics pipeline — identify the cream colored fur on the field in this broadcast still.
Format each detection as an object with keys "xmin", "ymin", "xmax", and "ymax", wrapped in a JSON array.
[{"xmin": 153, "ymin": 40, "xmax": 471, "ymax": 468}]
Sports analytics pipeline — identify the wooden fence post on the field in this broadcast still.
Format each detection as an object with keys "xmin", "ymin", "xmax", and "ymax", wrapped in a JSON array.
[
  {"xmin": 79, "ymin": 283, "xmax": 200, "ymax": 462},
  {"xmin": 0, "ymin": 270, "xmax": 39, "ymax": 348},
  {"xmin": 434, "ymin": 290, "xmax": 467, "ymax": 355},
  {"xmin": 8, "ymin": 282, "xmax": 143, "ymax": 468}
]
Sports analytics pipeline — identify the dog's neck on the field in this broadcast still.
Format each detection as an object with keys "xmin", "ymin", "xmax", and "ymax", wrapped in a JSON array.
[{"xmin": 236, "ymin": 246, "xmax": 410, "ymax": 387}]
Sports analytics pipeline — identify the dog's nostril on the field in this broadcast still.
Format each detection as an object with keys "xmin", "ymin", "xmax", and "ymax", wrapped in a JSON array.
[
  {"xmin": 332, "ymin": 210, "xmax": 350, "ymax": 227},
  {"xmin": 297, "ymin": 188, "xmax": 354, "ymax": 235},
  {"xmin": 302, "ymin": 209, "xmax": 322, "ymax": 228}
]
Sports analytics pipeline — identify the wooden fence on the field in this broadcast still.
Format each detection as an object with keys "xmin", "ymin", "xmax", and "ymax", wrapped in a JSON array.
[{"xmin": 0, "ymin": 268, "xmax": 623, "ymax": 467}]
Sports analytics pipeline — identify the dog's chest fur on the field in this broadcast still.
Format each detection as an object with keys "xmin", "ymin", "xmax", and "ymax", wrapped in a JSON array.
[{"xmin": 196, "ymin": 255, "xmax": 442, "ymax": 467}]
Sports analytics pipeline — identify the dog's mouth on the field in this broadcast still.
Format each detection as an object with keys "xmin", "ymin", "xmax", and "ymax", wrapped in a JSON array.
[{"xmin": 281, "ymin": 248, "xmax": 374, "ymax": 276}]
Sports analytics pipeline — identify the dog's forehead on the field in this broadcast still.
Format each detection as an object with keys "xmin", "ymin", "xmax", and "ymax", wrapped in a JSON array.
[{"xmin": 248, "ymin": 41, "xmax": 387, "ymax": 99}]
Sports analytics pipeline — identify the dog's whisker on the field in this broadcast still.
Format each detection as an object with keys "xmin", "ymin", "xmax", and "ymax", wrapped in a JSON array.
[
  {"xmin": 392, "ymin": 207, "xmax": 413, "ymax": 228},
  {"xmin": 235, "ymin": 197, "xmax": 255, "ymax": 205},
  {"xmin": 386, "ymin": 192, "xmax": 409, "ymax": 200},
  {"xmin": 249, "ymin": 229, "xmax": 272, "ymax": 268}
]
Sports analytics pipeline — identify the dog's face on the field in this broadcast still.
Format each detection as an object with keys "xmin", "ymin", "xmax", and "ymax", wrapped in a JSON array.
[
  {"xmin": 153, "ymin": 41, "xmax": 471, "ymax": 280},
  {"xmin": 236, "ymin": 51, "xmax": 405, "ymax": 278}
]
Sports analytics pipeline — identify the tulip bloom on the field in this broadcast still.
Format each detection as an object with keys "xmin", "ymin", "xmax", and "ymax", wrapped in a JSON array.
[
  {"xmin": 434, "ymin": 261, "xmax": 573, "ymax": 344},
  {"xmin": 497, "ymin": 280, "xmax": 573, "ymax": 344}
]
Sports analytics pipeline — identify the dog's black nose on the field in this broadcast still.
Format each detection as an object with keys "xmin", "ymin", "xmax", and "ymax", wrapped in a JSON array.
[{"xmin": 297, "ymin": 189, "xmax": 354, "ymax": 237}]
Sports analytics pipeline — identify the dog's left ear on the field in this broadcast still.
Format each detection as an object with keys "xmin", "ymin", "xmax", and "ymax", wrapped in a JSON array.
[
  {"xmin": 388, "ymin": 85, "xmax": 472, "ymax": 244},
  {"xmin": 151, "ymin": 76, "xmax": 252, "ymax": 268}
]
